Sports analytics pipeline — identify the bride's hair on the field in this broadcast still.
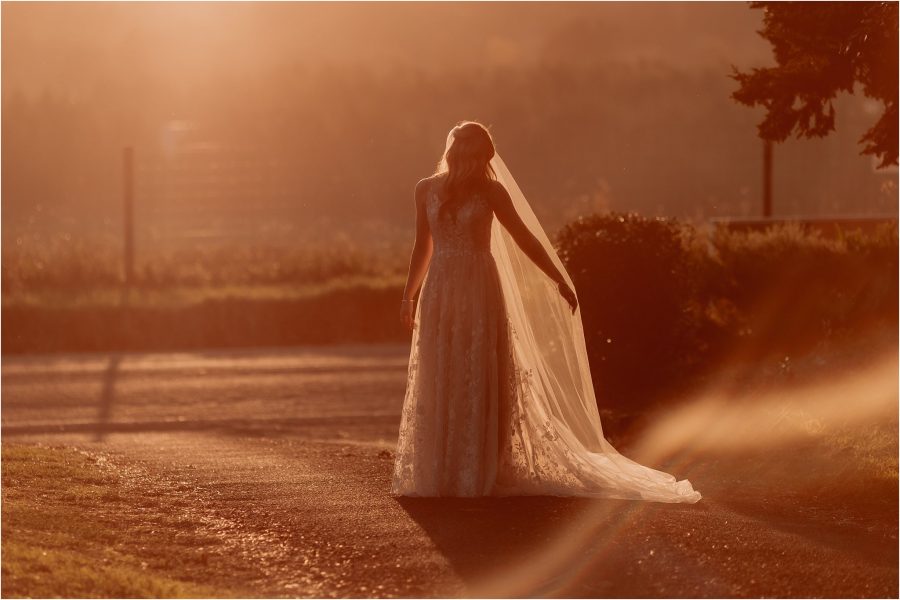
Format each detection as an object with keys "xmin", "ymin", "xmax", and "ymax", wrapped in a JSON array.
[{"xmin": 435, "ymin": 121, "xmax": 497, "ymax": 198}]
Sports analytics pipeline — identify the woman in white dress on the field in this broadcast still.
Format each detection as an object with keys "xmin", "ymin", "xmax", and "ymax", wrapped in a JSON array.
[{"xmin": 390, "ymin": 121, "xmax": 701, "ymax": 503}]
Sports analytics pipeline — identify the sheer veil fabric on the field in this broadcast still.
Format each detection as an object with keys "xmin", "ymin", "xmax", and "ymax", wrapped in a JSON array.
[
  {"xmin": 484, "ymin": 152, "xmax": 700, "ymax": 502},
  {"xmin": 394, "ymin": 134, "xmax": 701, "ymax": 503}
]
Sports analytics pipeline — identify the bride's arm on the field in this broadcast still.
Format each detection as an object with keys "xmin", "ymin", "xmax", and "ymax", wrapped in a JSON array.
[
  {"xmin": 488, "ymin": 181, "xmax": 578, "ymax": 312},
  {"xmin": 400, "ymin": 179, "xmax": 434, "ymax": 330}
]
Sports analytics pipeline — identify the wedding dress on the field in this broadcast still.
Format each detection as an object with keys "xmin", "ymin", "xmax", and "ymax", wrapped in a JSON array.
[{"xmin": 390, "ymin": 148, "xmax": 701, "ymax": 503}]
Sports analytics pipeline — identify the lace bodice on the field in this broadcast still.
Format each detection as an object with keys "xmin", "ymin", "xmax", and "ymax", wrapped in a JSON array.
[{"xmin": 426, "ymin": 178, "xmax": 494, "ymax": 257}]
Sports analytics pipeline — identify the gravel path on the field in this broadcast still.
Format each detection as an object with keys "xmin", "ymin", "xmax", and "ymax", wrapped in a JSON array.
[{"xmin": 2, "ymin": 344, "xmax": 897, "ymax": 598}]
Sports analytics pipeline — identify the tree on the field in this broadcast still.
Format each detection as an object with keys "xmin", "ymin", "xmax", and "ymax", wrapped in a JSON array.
[{"xmin": 731, "ymin": 1, "xmax": 898, "ymax": 168}]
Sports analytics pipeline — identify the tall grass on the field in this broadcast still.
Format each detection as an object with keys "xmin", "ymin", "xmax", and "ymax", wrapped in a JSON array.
[{"xmin": 3, "ymin": 233, "xmax": 407, "ymax": 295}]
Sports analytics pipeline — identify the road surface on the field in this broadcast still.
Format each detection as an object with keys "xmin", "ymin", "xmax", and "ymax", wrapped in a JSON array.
[{"xmin": 2, "ymin": 344, "xmax": 897, "ymax": 597}]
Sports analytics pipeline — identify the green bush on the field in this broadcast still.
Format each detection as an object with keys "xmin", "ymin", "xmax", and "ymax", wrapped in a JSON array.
[
  {"xmin": 555, "ymin": 212, "xmax": 721, "ymax": 410},
  {"xmin": 556, "ymin": 213, "xmax": 898, "ymax": 410},
  {"xmin": 710, "ymin": 221, "xmax": 899, "ymax": 355}
]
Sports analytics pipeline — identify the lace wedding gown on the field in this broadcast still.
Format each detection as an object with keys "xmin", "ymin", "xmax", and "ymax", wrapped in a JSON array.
[
  {"xmin": 391, "ymin": 177, "xmax": 515, "ymax": 496},
  {"xmin": 390, "ymin": 171, "xmax": 701, "ymax": 503}
]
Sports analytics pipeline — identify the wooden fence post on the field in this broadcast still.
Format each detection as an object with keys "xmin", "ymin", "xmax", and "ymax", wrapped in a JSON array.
[
  {"xmin": 123, "ymin": 146, "xmax": 134, "ymax": 288},
  {"xmin": 763, "ymin": 139, "xmax": 773, "ymax": 218}
]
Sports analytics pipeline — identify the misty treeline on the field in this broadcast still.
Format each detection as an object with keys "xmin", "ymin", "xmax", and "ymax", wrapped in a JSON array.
[{"xmin": 2, "ymin": 60, "xmax": 893, "ymax": 250}]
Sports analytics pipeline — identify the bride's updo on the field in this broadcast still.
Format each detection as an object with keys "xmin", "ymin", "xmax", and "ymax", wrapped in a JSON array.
[{"xmin": 436, "ymin": 121, "xmax": 497, "ymax": 200}]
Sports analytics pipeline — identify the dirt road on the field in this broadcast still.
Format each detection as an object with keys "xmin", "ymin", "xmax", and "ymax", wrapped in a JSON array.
[{"xmin": 2, "ymin": 344, "xmax": 897, "ymax": 598}]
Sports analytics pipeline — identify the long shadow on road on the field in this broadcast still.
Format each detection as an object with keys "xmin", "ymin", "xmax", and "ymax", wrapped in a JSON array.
[
  {"xmin": 395, "ymin": 450, "xmax": 899, "ymax": 598},
  {"xmin": 94, "ymin": 353, "xmax": 121, "ymax": 442},
  {"xmin": 395, "ymin": 494, "xmax": 710, "ymax": 598}
]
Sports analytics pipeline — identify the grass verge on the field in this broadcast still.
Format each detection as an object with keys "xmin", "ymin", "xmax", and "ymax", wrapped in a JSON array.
[
  {"xmin": 3, "ymin": 281, "xmax": 408, "ymax": 354},
  {"xmin": 1, "ymin": 444, "xmax": 247, "ymax": 598}
]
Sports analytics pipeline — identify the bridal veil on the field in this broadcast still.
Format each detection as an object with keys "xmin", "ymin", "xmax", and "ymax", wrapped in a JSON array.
[{"xmin": 482, "ymin": 148, "xmax": 701, "ymax": 503}]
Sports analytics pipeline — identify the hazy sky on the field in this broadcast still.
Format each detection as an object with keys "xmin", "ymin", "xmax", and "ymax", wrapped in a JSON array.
[{"xmin": 3, "ymin": 2, "xmax": 771, "ymax": 98}]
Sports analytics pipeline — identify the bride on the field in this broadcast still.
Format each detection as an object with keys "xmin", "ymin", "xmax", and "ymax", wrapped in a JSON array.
[{"xmin": 390, "ymin": 121, "xmax": 701, "ymax": 503}]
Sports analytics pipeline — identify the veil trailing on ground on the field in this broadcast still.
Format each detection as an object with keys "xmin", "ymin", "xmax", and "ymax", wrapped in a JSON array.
[{"xmin": 485, "ymin": 150, "xmax": 701, "ymax": 503}]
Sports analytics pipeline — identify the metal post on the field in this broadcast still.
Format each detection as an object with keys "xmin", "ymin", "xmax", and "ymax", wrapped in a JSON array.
[
  {"xmin": 123, "ymin": 146, "xmax": 134, "ymax": 287},
  {"xmin": 763, "ymin": 139, "xmax": 773, "ymax": 218}
]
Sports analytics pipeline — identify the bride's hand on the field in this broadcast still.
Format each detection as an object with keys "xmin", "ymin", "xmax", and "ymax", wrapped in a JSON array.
[
  {"xmin": 400, "ymin": 299, "xmax": 415, "ymax": 331},
  {"xmin": 557, "ymin": 282, "xmax": 578, "ymax": 314}
]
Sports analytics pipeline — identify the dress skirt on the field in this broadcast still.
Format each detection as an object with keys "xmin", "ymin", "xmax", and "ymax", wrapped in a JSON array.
[{"xmin": 390, "ymin": 248, "xmax": 516, "ymax": 497}]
